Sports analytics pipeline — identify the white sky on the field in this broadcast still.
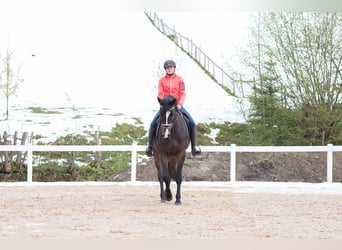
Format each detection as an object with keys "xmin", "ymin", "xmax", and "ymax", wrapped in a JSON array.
[
  {"xmin": 1, "ymin": 1, "xmax": 158, "ymax": 106},
  {"xmin": 0, "ymin": 0, "xmax": 251, "ymax": 125}
]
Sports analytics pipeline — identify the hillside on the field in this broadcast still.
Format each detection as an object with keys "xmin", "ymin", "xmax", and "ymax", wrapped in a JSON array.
[{"xmin": 2, "ymin": 12, "xmax": 245, "ymax": 141}]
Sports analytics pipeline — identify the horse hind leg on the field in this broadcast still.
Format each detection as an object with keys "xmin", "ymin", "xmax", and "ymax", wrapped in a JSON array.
[
  {"xmin": 174, "ymin": 161, "xmax": 184, "ymax": 205},
  {"xmin": 175, "ymin": 175, "xmax": 182, "ymax": 205}
]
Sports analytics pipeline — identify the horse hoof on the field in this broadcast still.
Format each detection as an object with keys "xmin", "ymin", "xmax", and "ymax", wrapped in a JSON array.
[
  {"xmin": 165, "ymin": 192, "xmax": 173, "ymax": 201},
  {"xmin": 160, "ymin": 199, "xmax": 166, "ymax": 203},
  {"xmin": 175, "ymin": 201, "xmax": 182, "ymax": 205}
]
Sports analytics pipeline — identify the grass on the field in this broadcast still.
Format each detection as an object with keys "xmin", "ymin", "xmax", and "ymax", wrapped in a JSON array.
[{"xmin": 28, "ymin": 106, "xmax": 63, "ymax": 114}]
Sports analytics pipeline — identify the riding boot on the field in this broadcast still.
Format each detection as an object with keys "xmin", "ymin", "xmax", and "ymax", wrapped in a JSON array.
[
  {"xmin": 145, "ymin": 126, "xmax": 155, "ymax": 157},
  {"xmin": 190, "ymin": 126, "xmax": 201, "ymax": 156}
]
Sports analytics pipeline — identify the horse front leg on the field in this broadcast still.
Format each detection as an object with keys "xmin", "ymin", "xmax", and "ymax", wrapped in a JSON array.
[
  {"xmin": 174, "ymin": 156, "xmax": 185, "ymax": 205},
  {"xmin": 159, "ymin": 158, "xmax": 172, "ymax": 202},
  {"xmin": 161, "ymin": 159, "xmax": 172, "ymax": 201},
  {"xmin": 159, "ymin": 174, "xmax": 172, "ymax": 202},
  {"xmin": 163, "ymin": 175, "xmax": 172, "ymax": 201},
  {"xmin": 158, "ymin": 175, "xmax": 165, "ymax": 202},
  {"xmin": 156, "ymin": 157, "xmax": 166, "ymax": 202}
]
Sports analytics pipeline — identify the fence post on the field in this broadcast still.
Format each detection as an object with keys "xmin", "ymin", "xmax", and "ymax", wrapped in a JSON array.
[
  {"xmin": 327, "ymin": 144, "xmax": 333, "ymax": 183},
  {"xmin": 131, "ymin": 142, "xmax": 137, "ymax": 182},
  {"xmin": 230, "ymin": 144, "xmax": 236, "ymax": 183},
  {"xmin": 27, "ymin": 143, "xmax": 33, "ymax": 184}
]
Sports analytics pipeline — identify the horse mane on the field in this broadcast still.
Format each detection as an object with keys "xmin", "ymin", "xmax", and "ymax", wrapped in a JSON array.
[{"xmin": 158, "ymin": 95, "xmax": 178, "ymax": 110}]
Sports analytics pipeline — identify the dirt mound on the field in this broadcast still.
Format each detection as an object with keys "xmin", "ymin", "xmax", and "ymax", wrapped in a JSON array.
[{"xmin": 111, "ymin": 152, "xmax": 342, "ymax": 183}]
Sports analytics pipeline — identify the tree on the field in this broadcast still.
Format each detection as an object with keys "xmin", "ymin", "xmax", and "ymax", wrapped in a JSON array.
[
  {"xmin": 242, "ymin": 12, "xmax": 342, "ymax": 145},
  {"xmin": 0, "ymin": 47, "xmax": 23, "ymax": 120}
]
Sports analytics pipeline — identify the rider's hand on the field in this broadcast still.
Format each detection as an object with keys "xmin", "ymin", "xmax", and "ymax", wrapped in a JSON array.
[{"xmin": 177, "ymin": 104, "xmax": 182, "ymax": 110}]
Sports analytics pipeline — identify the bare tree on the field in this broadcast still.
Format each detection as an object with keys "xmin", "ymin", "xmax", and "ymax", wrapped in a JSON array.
[{"xmin": 0, "ymin": 47, "xmax": 23, "ymax": 120}]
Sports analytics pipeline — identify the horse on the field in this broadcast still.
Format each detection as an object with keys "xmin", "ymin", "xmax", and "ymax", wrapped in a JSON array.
[{"xmin": 152, "ymin": 95, "xmax": 190, "ymax": 205}]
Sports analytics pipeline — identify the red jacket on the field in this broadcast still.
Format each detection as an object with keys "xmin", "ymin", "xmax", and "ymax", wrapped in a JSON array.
[{"xmin": 158, "ymin": 73, "xmax": 186, "ymax": 106}]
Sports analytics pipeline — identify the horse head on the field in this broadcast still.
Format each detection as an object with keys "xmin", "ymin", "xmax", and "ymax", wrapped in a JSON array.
[{"xmin": 158, "ymin": 95, "xmax": 179, "ymax": 139}]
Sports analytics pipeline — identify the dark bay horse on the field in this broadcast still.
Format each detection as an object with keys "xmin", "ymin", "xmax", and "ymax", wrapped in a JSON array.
[{"xmin": 153, "ymin": 95, "xmax": 190, "ymax": 205}]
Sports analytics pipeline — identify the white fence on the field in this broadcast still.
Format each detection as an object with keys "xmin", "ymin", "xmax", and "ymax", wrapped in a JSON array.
[{"xmin": 0, "ymin": 143, "xmax": 341, "ymax": 184}]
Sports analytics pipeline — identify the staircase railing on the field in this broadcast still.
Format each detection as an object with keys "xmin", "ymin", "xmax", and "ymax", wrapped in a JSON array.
[{"xmin": 145, "ymin": 12, "xmax": 250, "ymax": 97}]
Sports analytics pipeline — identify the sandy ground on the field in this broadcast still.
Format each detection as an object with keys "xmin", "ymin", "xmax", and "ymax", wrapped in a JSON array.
[{"xmin": 1, "ymin": 182, "xmax": 342, "ymax": 239}]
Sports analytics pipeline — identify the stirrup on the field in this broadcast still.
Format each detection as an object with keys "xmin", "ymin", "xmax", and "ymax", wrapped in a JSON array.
[
  {"xmin": 145, "ymin": 147, "xmax": 153, "ymax": 157},
  {"xmin": 191, "ymin": 146, "xmax": 201, "ymax": 156}
]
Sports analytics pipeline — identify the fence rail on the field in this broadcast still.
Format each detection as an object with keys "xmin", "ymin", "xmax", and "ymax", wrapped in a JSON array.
[{"xmin": 0, "ymin": 143, "xmax": 340, "ymax": 184}]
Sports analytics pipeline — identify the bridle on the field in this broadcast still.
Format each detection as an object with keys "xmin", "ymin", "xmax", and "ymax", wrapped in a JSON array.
[{"xmin": 160, "ymin": 106, "xmax": 180, "ymax": 139}]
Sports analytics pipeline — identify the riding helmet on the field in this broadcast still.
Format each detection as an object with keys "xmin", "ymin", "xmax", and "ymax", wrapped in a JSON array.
[{"xmin": 164, "ymin": 59, "xmax": 176, "ymax": 69}]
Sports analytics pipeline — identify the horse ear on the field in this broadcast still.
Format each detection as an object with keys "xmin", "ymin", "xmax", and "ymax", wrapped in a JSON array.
[
  {"xmin": 172, "ymin": 97, "xmax": 177, "ymax": 106},
  {"xmin": 157, "ymin": 97, "xmax": 162, "ymax": 104}
]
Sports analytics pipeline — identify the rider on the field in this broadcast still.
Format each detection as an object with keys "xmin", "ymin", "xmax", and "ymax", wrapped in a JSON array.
[{"xmin": 146, "ymin": 59, "xmax": 201, "ymax": 157}]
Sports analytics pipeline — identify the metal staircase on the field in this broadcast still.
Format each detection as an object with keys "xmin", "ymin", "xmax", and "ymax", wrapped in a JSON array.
[{"xmin": 145, "ymin": 12, "xmax": 249, "ymax": 98}]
